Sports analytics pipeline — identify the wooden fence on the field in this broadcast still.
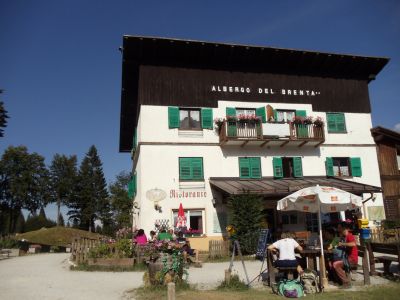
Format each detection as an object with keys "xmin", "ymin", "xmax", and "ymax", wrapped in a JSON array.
[
  {"xmin": 208, "ymin": 240, "xmax": 230, "ymax": 259},
  {"xmin": 70, "ymin": 236, "xmax": 101, "ymax": 264},
  {"xmin": 370, "ymin": 228, "xmax": 400, "ymax": 243}
]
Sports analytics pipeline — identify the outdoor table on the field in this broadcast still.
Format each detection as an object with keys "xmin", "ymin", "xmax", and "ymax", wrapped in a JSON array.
[{"xmin": 298, "ymin": 249, "xmax": 333, "ymax": 273}]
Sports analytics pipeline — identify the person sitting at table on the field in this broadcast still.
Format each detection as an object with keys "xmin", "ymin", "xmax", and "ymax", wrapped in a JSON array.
[
  {"xmin": 332, "ymin": 223, "xmax": 358, "ymax": 288},
  {"xmin": 176, "ymin": 231, "xmax": 195, "ymax": 262},
  {"xmin": 158, "ymin": 228, "xmax": 173, "ymax": 241},
  {"xmin": 134, "ymin": 229, "xmax": 148, "ymax": 245},
  {"xmin": 323, "ymin": 228, "xmax": 341, "ymax": 281},
  {"xmin": 149, "ymin": 230, "xmax": 157, "ymax": 242},
  {"xmin": 267, "ymin": 231, "xmax": 304, "ymax": 275}
]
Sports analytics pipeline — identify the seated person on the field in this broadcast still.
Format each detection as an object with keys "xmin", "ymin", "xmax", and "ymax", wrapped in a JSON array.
[
  {"xmin": 134, "ymin": 229, "xmax": 148, "ymax": 245},
  {"xmin": 323, "ymin": 228, "xmax": 341, "ymax": 280},
  {"xmin": 158, "ymin": 228, "xmax": 172, "ymax": 241},
  {"xmin": 176, "ymin": 231, "xmax": 195, "ymax": 262},
  {"xmin": 332, "ymin": 223, "xmax": 358, "ymax": 288},
  {"xmin": 149, "ymin": 230, "xmax": 157, "ymax": 243},
  {"xmin": 267, "ymin": 232, "xmax": 304, "ymax": 275}
]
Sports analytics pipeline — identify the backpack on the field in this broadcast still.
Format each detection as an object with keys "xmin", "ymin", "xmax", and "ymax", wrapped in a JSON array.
[
  {"xmin": 277, "ymin": 279, "xmax": 304, "ymax": 298},
  {"xmin": 300, "ymin": 270, "xmax": 321, "ymax": 294}
]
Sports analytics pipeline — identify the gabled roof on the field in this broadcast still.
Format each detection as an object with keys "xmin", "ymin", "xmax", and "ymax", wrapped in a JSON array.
[{"xmin": 121, "ymin": 35, "xmax": 389, "ymax": 81}]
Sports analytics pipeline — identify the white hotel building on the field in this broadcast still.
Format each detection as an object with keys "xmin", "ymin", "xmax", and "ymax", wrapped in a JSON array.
[{"xmin": 119, "ymin": 36, "xmax": 389, "ymax": 250}]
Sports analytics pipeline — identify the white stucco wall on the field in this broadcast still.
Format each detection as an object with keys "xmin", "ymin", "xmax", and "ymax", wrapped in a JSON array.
[{"xmin": 132, "ymin": 100, "xmax": 384, "ymax": 235}]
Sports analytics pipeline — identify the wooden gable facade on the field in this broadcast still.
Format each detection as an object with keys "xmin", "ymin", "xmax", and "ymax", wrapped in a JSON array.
[{"xmin": 371, "ymin": 126, "xmax": 400, "ymax": 219}]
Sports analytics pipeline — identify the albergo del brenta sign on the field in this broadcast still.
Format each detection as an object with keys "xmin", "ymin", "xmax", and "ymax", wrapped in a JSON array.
[{"xmin": 211, "ymin": 85, "xmax": 321, "ymax": 96}]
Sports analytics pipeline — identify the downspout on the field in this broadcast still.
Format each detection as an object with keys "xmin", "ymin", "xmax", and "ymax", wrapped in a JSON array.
[{"xmin": 362, "ymin": 193, "xmax": 375, "ymax": 219}]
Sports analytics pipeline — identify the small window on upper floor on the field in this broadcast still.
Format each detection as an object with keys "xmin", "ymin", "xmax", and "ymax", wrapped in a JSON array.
[
  {"xmin": 273, "ymin": 157, "xmax": 303, "ymax": 178},
  {"xmin": 325, "ymin": 157, "xmax": 362, "ymax": 177},
  {"xmin": 327, "ymin": 113, "xmax": 346, "ymax": 133},
  {"xmin": 179, "ymin": 108, "xmax": 201, "ymax": 130},
  {"xmin": 236, "ymin": 108, "xmax": 256, "ymax": 117},
  {"xmin": 168, "ymin": 107, "xmax": 213, "ymax": 130}
]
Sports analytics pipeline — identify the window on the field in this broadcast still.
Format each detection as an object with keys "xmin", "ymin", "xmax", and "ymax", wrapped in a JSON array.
[
  {"xmin": 236, "ymin": 108, "xmax": 256, "ymax": 117},
  {"xmin": 179, "ymin": 108, "xmax": 201, "ymax": 130},
  {"xmin": 173, "ymin": 209, "xmax": 204, "ymax": 235},
  {"xmin": 168, "ymin": 107, "xmax": 213, "ymax": 129},
  {"xmin": 327, "ymin": 113, "xmax": 346, "ymax": 133},
  {"xmin": 179, "ymin": 157, "xmax": 204, "ymax": 181},
  {"xmin": 239, "ymin": 157, "xmax": 261, "ymax": 179},
  {"xmin": 273, "ymin": 157, "xmax": 303, "ymax": 178},
  {"xmin": 306, "ymin": 213, "xmax": 318, "ymax": 233},
  {"xmin": 325, "ymin": 157, "xmax": 362, "ymax": 177},
  {"xmin": 281, "ymin": 212, "xmax": 298, "ymax": 225},
  {"xmin": 276, "ymin": 110, "xmax": 296, "ymax": 123}
]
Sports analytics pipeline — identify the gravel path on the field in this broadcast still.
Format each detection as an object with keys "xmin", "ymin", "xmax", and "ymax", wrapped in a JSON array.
[
  {"xmin": 0, "ymin": 253, "xmax": 395, "ymax": 299},
  {"xmin": 0, "ymin": 253, "xmax": 142, "ymax": 300}
]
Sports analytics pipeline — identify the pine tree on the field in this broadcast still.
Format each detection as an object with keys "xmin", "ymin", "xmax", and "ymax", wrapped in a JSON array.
[
  {"xmin": 68, "ymin": 145, "xmax": 110, "ymax": 232},
  {"xmin": 109, "ymin": 171, "xmax": 132, "ymax": 229},
  {"xmin": 49, "ymin": 154, "xmax": 77, "ymax": 225},
  {"xmin": 0, "ymin": 90, "xmax": 9, "ymax": 138},
  {"xmin": 228, "ymin": 193, "xmax": 264, "ymax": 255}
]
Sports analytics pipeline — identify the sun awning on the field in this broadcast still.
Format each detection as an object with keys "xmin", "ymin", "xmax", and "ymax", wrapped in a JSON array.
[{"xmin": 209, "ymin": 176, "xmax": 381, "ymax": 197}]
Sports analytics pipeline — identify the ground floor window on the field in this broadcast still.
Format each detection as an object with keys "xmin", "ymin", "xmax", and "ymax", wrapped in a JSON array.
[
  {"xmin": 281, "ymin": 212, "xmax": 298, "ymax": 225},
  {"xmin": 306, "ymin": 213, "xmax": 318, "ymax": 233},
  {"xmin": 172, "ymin": 209, "xmax": 204, "ymax": 236}
]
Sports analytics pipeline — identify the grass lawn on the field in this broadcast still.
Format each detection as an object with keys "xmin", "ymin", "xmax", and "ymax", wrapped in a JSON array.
[
  {"xmin": 15, "ymin": 226, "xmax": 102, "ymax": 247},
  {"xmin": 133, "ymin": 283, "xmax": 400, "ymax": 300}
]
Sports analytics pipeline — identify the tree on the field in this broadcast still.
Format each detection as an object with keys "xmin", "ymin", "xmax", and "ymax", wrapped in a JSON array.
[
  {"xmin": 25, "ymin": 214, "xmax": 56, "ymax": 232},
  {"xmin": 0, "ymin": 146, "xmax": 50, "ymax": 233},
  {"xmin": 109, "ymin": 171, "xmax": 132, "ymax": 229},
  {"xmin": 58, "ymin": 213, "xmax": 65, "ymax": 227},
  {"xmin": 68, "ymin": 145, "xmax": 110, "ymax": 232},
  {"xmin": 15, "ymin": 210, "xmax": 25, "ymax": 233},
  {"xmin": 228, "ymin": 193, "xmax": 264, "ymax": 255},
  {"xmin": 0, "ymin": 89, "xmax": 9, "ymax": 137},
  {"xmin": 49, "ymin": 154, "xmax": 77, "ymax": 225}
]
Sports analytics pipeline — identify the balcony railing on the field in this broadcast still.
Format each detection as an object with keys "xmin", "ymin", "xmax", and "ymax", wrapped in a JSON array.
[{"xmin": 219, "ymin": 120, "xmax": 325, "ymax": 147}]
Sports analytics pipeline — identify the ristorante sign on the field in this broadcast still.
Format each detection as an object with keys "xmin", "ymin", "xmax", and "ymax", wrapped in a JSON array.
[
  {"xmin": 170, "ymin": 189, "xmax": 207, "ymax": 199},
  {"xmin": 211, "ymin": 85, "xmax": 321, "ymax": 97}
]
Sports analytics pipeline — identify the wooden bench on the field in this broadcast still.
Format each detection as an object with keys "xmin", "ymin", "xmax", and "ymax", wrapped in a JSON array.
[
  {"xmin": 0, "ymin": 249, "xmax": 11, "ymax": 258},
  {"xmin": 369, "ymin": 242, "xmax": 400, "ymax": 275}
]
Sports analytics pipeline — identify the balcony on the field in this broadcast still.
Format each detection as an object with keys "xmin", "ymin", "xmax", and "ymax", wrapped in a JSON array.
[{"xmin": 219, "ymin": 120, "xmax": 325, "ymax": 147}]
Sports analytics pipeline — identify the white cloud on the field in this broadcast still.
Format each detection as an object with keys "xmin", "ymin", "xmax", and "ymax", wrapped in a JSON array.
[{"xmin": 394, "ymin": 123, "xmax": 400, "ymax": 132}]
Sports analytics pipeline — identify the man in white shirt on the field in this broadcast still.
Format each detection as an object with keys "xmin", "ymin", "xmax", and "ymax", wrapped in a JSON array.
[{"xmin": 267, "ymin": 232, "xmax": 304, "ymax": 274}]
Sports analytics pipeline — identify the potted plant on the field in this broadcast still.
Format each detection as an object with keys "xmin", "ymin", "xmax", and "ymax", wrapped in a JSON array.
[
  {"xmin": 214, "ymin": 117, "xmax": 225, "ymax": 134},
  {"xmin": 313, "ymin": 117, "xmax": 324, "ymax": 127},
  {"xmin": 304, "ymin": 116, "xmax": 314, "ymax": 125}
]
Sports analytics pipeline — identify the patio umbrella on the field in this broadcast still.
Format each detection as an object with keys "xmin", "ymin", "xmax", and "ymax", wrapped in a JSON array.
[
  {"xmin": 175, "ymin": 203, "xmax": 187, "ymax": 228},
  {"xmin": 277, "ymin": 185, "xmax": 362, "ymax": 287}
]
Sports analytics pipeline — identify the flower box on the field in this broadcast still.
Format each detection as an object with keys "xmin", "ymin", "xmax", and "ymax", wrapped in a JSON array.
[{"xmin": 88, "ymin": 257, "xmax": 134, "ymax": 267}]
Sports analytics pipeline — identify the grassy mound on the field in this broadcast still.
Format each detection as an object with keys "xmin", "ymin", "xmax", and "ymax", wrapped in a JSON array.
[{"xmin": 15, "ymin": 227, "xmax": 102, "ymax": 247}]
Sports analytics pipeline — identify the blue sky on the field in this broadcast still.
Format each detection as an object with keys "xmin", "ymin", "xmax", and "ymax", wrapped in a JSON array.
[{"xmin": 1, "ymin": 0, "xmax": 399, "ymax": 221}]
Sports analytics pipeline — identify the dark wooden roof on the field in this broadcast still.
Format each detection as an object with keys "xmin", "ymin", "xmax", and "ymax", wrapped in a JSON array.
[
  {"xmin": 209, "ymin": 176, "xmax": 381, "ymax": 197},
  {"xmin": 371, "ymin": 126, "xmax": 400, "ymax": 145},
  {"xmin": 119, "ymin": 36, "xmax": 389, "ymax": 152}
]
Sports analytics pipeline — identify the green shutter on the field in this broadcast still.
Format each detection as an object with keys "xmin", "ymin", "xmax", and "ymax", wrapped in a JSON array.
[
  {"xmin": 201, "ymin": 108, "xmax": 213, "ymax": 129},
  {"xmin": 350, "ymin": 157, "xmax": 362, "ymax": 177},
  {"xmin": 191, "ymin": 158, "xmax": 204, "ymax": 180},
  {"xmin": 273, "ymin": 109, "xmax": 278, "ymax": 121},
  {"xmin": 256, "ymin": 107, "xmax": 267, "ymax": 123},
  {"xmin": 336, "ymin": 113, "xmax": 346, "ymax": 132},
  {"xmin": 292, "ymin": 157, "xmax": 303, "ymax": 178},
  {"xmin": 250, "ymin": 157, "xmax": 261, "ymax": 178},
  {"xmin": 295, "ymin": 110, "xmax": 307, "ymax": 117},
  {"xmin": 179, "ymin": 158, "xmax": 192, "ymax": 180},
  {"xmin": 239, "ymin": 158, "xmax": 251, "ymax": 179},
  {"xmin": 327, "ymin": 113, "xmax": 346, "ymax": 133},
  {"xmin": 168, "ymin": 107, "xmax": 180, "ymax": 128},
  {"xmin": 325, "ymin": 157, "xmax": 334, "ymax": 177},
  {"xmin": 226, "ymin": 107, "xmax": 236, "ymax": 117},
  {"xmin": 273, "ymin": 157, "xmax": 283, "ymax": 178},
  {"xmin": 128, "ymin": 174, "xmax": 136, "ymax": 198}
]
